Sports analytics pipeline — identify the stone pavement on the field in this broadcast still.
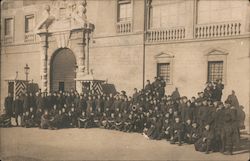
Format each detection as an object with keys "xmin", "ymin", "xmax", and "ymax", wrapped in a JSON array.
[{"xmin": 0, "ymin": 127, "xmax": 249, "ymax": 161}]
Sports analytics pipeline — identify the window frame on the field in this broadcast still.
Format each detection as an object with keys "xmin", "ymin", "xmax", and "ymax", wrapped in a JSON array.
[
  {"xmin": 117, "ymin": 0, "xmax": 133, "ymax": 22},
  {"xmin": 23, "ymin": 12, "xmax": 36, "ymax": 43},
  {"xmin": 206, "ymin": 49, "xmax": 228, "ymax": 85},
  {"xmin": 157, "ymin": 63, "xmax": 171, "ymax": 84},
  {"xmin": 149, "ymin": 1, "xmax": 187, "ymax": 29},
  {"xmin": 25, "ymin": 14, "xmax": 35, "ymax": 33},
  {"xmin": 155, "ymin": 52, "xmax": 174, "ymax": 85},
  {"xmin": 207, "ymin": 61, "xmax": 224, "ymax": 83},
  {"xmin": 4, "ymin": 17, "xmax": 14, "ymax": 37}
]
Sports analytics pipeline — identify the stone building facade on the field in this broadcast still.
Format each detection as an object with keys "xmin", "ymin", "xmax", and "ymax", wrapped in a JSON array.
[{"xmin": 1, "ymin": 0, "xmax": 250, "ymax": 130}]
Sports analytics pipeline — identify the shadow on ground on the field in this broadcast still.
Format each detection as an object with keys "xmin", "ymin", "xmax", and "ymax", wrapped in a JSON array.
[
  {"xmin": 1, "ymin": 156, "xmax": 42, "ymax": 161},
  {"xmin": 233, "ymin": 137, "xmax": 250, "ymax": 155}
]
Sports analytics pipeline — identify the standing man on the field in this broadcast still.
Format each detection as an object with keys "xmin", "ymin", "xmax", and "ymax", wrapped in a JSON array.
[
  {"xmin": 13, "ymin": 95, "xmax": 23, "ymax": 126},
  {"xmin": 4, "ymin": 93, "xmax": 13, "ymax": 118},
  {"xmin": 226, "ymin": 90, "xmax": 239, "ymax": 108},
  {"xmin": 215, "ymin": 79, "xmax": 224, "ymax": 101}
]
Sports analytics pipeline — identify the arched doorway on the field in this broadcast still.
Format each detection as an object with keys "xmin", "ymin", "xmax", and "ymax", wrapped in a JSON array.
[{"xmin": 50, "ymin": 48, "xmax": 76, "ymax": 92}]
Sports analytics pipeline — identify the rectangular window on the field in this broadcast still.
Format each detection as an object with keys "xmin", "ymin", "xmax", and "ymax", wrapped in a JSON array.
[
  {"xmin": 5, "ymin": 18, "xmax": 14, "ymax": 36},
  {"xmin": 25, "ymin": 14, "xmax": 34, "ymax": 33},
  {"xmin": 59, "ymin": 8, "xmax": 67, "ymax": 19},
  {"xmin": 118, "ymin": 0, "xmax": 132, "ymax": 22},
  {"xmin": 150, "ymin": 1, "xmax": 187, "ymax": 29},
  {"xmin": 197, "ymin": 0, "xmax": 243, "ymax": 24},
  {"xmin": 207, "ymin": 61, "xmax": 223, "ymax": 82},
  {"xmin": 157, "ymin": 63, "xmax": 171, "ymax": 83}
]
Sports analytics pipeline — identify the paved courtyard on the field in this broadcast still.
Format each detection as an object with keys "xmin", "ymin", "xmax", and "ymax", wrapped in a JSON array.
[{"xmin": 0, "ymin": 127, "xmax": 249, "ymax": 161}]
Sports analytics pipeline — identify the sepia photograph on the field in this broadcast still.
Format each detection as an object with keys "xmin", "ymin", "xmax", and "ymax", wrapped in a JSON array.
[{"xmin": 0, "ymin": 0, "xmax": 250, "ymax": 161}]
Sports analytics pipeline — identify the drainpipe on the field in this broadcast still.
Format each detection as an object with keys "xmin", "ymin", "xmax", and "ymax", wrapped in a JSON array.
[{"xmin": 142, "ymin": 0, "xmax": 148, "ymax": 89}]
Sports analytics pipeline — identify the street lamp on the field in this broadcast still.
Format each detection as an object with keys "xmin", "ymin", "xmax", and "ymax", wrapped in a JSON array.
[{"xmin": 24, "ymin": 64, "xmax": 30, "ymax": 81}]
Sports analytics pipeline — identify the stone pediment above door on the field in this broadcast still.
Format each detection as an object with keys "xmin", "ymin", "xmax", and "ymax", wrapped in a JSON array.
[{"xmin": 35, "ymin": 0, "xmax": 88, "ymax": 33}]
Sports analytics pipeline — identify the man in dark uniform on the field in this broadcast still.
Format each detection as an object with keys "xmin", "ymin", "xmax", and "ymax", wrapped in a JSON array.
[
  {"xmin": 144, "ymin": 80, "xmax": 152, "ymax": 93},
  {"xmin": 194, "ymin": 124, "xmax": 214, "ymax": 154},
  {"xmin": 213, "ymin": 102, "xmax": 225, "ymax": 152},
  {"xmin": 198, "ymin": 99, "xmax": 210, "ymax": 130},
  {"xmin": 215, "ymin": 79, "xmax": 224, "ymax": 101},
  {"xmin": 12, "ymin": 95, "xmax": 23, "ymax": 126},
  {"xmin": 132, "ymin": 88, "xmax": 140, "ymax": 103},
  {"xmin": 170, "ymin": 117, "xmax": 184, "ymax": 146},
  {"xmin": 114, "ymin": 113, "xmax": 124, "ymax": 131},
  {"xmin": 171, "ymin": 88, "xmax": 180, "ymax": 101},
  {"xmin": 4, "ymin": 93, "xmax": 13, "ymax": 118},
  {"xmin": 107, "ymin": 113, "xmax": 116, "ymax": 130},
  {"xmin": 183, "ymin": 119, "xmax": 193, "ymax": 144},
  {"xmin": 29, "ymin": 93, "xmax": 36, "ymax": 112},
  {"xmin": 222, "ymin": 101, "xmax": 240, "ymax": 155}
]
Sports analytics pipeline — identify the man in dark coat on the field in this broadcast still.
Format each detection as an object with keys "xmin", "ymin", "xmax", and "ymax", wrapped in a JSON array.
[
  {"xmin": 226, "ymin": 90, "xmax": 239, "ymax": 108},
  {"xmin": 12, "ymin": 95, "xmax": 23, "ymax": 126},
  {"xmin": 198, "ymin": 100, "xmax": 210, "ymax": 130},
  {"xmin": 170, "ymin": 117, "xmax": 184, "ymax": 145},
  {"xmin": 222, "ymin": 101, "xmax": 240, "ymax": 155},
  {"xmin": 23, "ymin": 93, "xmax": 30, "ymax": 112},
  {"xmin": 4, "ymin": 93, "xmax": 13, "ymax": 117},
  {"xmin": 194, "ymin": 124, "xmax": 214, "ymax": 154},
  {"xmin": 29, "ymin": 93, "xmax": 36, "ymax": 112},
  {"xmin": 144, "ymin": 80, "xmax": 152, "ymax": 93},
  {"xmin": 35, "ymin": 93, "xmax": 43, "ymax": 112},
  {"xmin": 214, "ymin": 79, "xmax": 224, "ymax": 101},
  {"xmin": 171, "ymin": 88, "xmax": 180, "ymax": 101},
  {"xmin": 213, "ymin": 102, "xmax": 225, "ymax": 152}
]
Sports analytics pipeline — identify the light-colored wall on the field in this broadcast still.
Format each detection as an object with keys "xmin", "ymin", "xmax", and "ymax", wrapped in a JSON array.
[
  {"xmin": 0, "ymin": 0, "xmax": 250, "ymax": 131},
  {"xmin": 145, "ymin": 37, "xmax": 250, "ymax": 131}
]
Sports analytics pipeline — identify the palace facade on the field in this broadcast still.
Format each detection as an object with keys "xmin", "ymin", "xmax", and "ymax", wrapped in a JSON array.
[{"xmin": 1, "ymin": 0, "xmax": 250, "ymax": 130}]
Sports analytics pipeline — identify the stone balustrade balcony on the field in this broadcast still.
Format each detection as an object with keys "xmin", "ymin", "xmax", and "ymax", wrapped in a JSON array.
[
  {"xmin": 195, "ymin": 21, "xmax": 241, "ymax": 39},
  {"xmin": 146, "ymin": 27, "xmax": 186, "ymax": 43},
  {"xmin": 117, "ymin": 21, "xmax": 132, "ymax": 34}
]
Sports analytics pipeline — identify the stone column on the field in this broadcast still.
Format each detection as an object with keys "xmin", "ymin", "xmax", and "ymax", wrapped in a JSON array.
[{"xmin": 38, "ymin": 31, "xmax": 49, "ymax": 92}]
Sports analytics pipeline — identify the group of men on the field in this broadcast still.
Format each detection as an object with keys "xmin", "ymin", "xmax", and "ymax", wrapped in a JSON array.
[{"xmin": 1, "ymin": 77, "xmax": 245, "ymax": 155}]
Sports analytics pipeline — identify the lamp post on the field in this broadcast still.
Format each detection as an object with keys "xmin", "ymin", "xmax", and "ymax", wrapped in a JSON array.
[{"xmin": 24, "ymin": 64, "xmax": 30, "ymax": 81}]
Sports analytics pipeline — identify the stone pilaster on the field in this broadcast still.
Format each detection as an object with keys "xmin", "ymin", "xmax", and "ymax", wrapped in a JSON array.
[
  {"xmin": 38, "ymin": 31, "xmax": 49, "ymax": 93},
  {"xmin": 84, "ymin": 31, "xmax": 90, "ymax": 75},
  {"xmin": 72, "ymin": 29, "xmax": 86, "ymax": 93}
]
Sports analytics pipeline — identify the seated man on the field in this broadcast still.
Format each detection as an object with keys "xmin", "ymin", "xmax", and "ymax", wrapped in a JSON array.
[
  {"xmin": 160, "ymin": 119, "xmax": 172, "ymax": 141},
  {"xmin": 114, "ymin": 113, "xmax": 124, "ymax": 131},
  {"xmin": 123, "ymin": 114, "xmax": 135, "ymax": 132},
  {"xmin": 194, "ymin": 124, "xmax": 214, "ymax": 154},
  {"xmin": 170, "ymin": 117, "xmax": 184, "ymax": 145},
  {"xmin": 99, "ymin": 112, "xmax": 108, "ymax": 128},
  {"xmin": 68, "ymin": 107, "xmax": 78, "ymax": 128},
  {"xmin": 23, "ymin": 108, "xmax": 36, "ymax": 128},
  {"xmin": 40, "ymin": 110, "xmax": 52, "ymax": 129},
  {"xmin": 50, "ymin": 110, "xmax": 64, "ymax": 129},
  {"xmin": 183, "ymin": 119, "xmax": 193, "ymax": 144},
  {"xmin": 190, "ymin": 122, "xmax": 200, "ymax": 144},
  {"xmin": 78, "ymin": 111, "xmax": 88, "ymax": 128},
  {"xmin": 107, "ymin": 113, "xmax": 116, "ymax": 130}
]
